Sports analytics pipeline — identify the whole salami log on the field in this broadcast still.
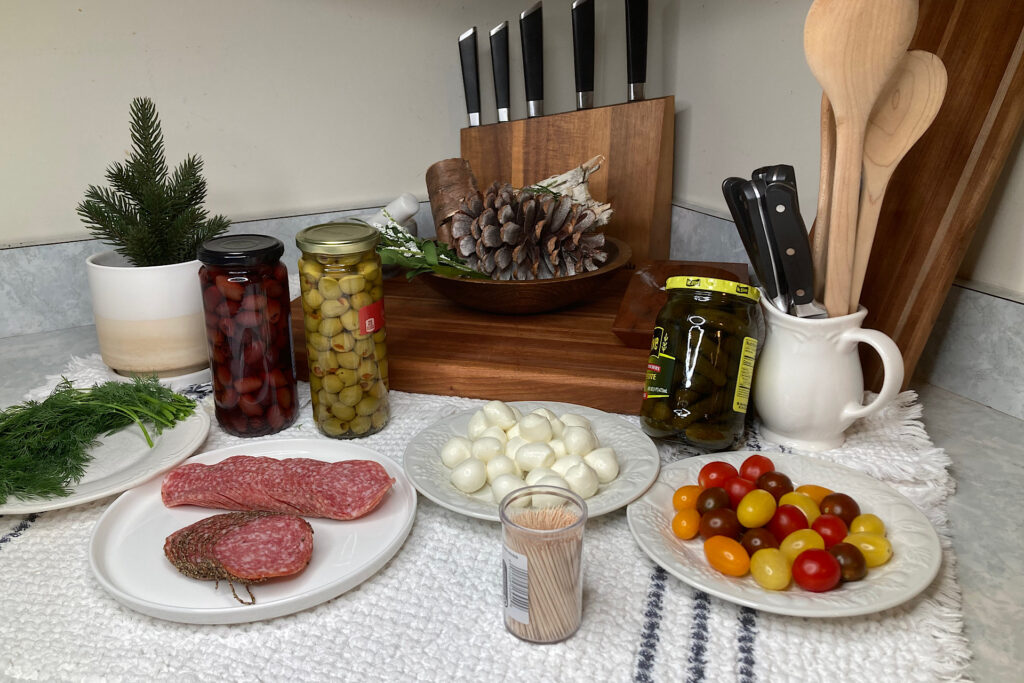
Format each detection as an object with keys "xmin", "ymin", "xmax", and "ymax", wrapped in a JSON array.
[
  {"xmin": 161, "ymin": 456, "xmax": 395, "ymax": 521},
  {"xmin": 164, "ymin": 511, "xmax": 314, "ymax": 604}
]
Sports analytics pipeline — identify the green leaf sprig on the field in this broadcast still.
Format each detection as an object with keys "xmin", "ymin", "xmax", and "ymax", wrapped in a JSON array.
[{"xmin": 369, "ymin": 213, "xmax": 488, "ymax": 280}]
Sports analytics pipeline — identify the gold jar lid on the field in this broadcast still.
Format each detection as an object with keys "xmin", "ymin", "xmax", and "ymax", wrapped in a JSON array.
[
  {"xmin": 666, "ymin": 276, "xmax": 760, "ymax": 303},
  {"xmin": 295, "ymin": 220, "xmax": 379, "ymax": 255}
]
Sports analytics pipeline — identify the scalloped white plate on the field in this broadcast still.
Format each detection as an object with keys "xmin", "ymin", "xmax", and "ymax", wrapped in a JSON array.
[
  {"xmin": 0, "ymin": 410, "xmax": 211, "ymax": 514},
  {"xmin": 626, "ymin": 451, "xmax": 942, "ymax": 617},
  {"xmin": 403, "ymin": 401, "xmax": 660, "ymax": 522}
]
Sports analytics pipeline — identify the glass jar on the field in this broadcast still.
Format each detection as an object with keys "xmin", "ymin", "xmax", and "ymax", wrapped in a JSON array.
[
  {"xmin": 640, "ymin": 276, "xmax": 764, "ymax": 451},
  {"xmin": 295, "ymin": 221, "xmax": 390, "ymax": 439},
  {"xmin": 197, "ymin": 234, "xmax": 298, "ymax": 437}
]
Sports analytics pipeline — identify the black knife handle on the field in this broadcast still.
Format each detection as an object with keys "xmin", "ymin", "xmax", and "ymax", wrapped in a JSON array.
[
  {"xmin": 722, "ymin": 177, "xmax": 761, "ymax": 283},
  {"xmin": 765, "ymin": 182, "xmax": 816, "ymax": 305},
  {"xmin": 572, "ymin": 0, "xmax": 595, "ymax": 99},
  {"xmin": 625, "ymin": 0, "xmax": 648, "ymax": 86},
  {"xmin": 489, "ymin": 22, "xmax": 510, "ymax": 114},
  {"xmin": 520, "ymin": 2, "xmax": 544, "ymax": 108},
  {"xmin": 458, "ymin": 28, "xmax": 480, "ymax": 120},
  {"xmin": 741, "ymin": 179, "xmax": 786, "ymax": 302}
]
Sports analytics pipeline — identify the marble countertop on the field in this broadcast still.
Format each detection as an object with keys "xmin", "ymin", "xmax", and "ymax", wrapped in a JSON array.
[{"xmin": 1, "ymin": 325, "xmax": 1021, "ymax": 681}]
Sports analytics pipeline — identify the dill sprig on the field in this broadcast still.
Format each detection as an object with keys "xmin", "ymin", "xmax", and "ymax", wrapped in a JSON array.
[{"xmin": 0, "ymin": 376, "xmax": 196, "ymax": 503}]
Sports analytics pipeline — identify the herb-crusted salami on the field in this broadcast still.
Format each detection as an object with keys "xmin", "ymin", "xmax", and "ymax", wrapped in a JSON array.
[{"xmin": 161, "ymin": 456, "xmax": 395, "ymax": 520}]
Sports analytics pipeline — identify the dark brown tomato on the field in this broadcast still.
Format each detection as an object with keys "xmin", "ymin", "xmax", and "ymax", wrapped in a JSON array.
[
  {"xmin": 740, "ymin": 527, "xmax": 780, "ymax": 556},
  {"xmin": 828, "ymin": 542, "xmax": 868, "ymax": 582},
  {"xmin": 819, "ymin": 493, "xmax": 861, "ymax": 527},
  {"xmin": 696, "ymin": 487, "xmax": 731, "ymax": 514},
  {"xmin": 756, "ymin": 471, "xmax": 795, "ymax": 502},
  {"xmin": 699, "ymin": 508, "xmax": 742, "ymax": 539}
]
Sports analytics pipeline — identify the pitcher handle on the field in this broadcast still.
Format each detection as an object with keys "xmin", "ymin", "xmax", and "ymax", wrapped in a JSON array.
[{"xmin": 839, "ymin": 328, "xmax": 904, "ymax": 422}]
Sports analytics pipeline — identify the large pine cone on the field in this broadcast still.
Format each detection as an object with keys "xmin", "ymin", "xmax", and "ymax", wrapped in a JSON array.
[{"xmin": 445, "ymin": 181, "xmax": 609, "ymax": 281}]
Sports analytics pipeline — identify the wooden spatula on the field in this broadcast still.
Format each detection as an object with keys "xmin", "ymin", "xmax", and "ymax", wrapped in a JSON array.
[{"xmin": 810, "ymin": 93, "xmax": 835, "ymax": 303}]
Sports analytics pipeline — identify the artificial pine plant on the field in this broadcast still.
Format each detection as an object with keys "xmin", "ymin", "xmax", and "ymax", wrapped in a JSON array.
[{"xmin": 77, "ymin": 97, "xmax": 230, "ymax": 267}]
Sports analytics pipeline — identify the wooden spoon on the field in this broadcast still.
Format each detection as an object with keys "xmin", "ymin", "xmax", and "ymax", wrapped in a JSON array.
[
  {"xmin": 810, "ymin": 93, "xmax": 835, "ymax": 302},
  {"xmin": 848, "ymin": 50, "xmax": 947, "ymax": 311},
  {"xmin": 804, "ymin": 0, "xmax": 918, "ymax": 317}
]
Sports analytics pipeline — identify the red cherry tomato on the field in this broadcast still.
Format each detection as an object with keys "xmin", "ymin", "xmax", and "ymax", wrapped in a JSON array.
[
  {"xmin": 739, "ymin": 454, "xmax": 774, "ymax": 482},
  {"xmin": 811, "ymin": 514, "xmax": 849, "ymax": 549},
  {"xmin": 767, "ymin": 504, "xmax": 809, "ymax": 541},
  {"xmin": 791, "ymin": 549, "xmax": 842, "ymax": 592},
  {"xmin": 698, "ymin": 461, "xmax": 739, "ymax": 490},
  {"xmin": 722, "ymin": 476, "xmax": 757, "ymax": 509}
]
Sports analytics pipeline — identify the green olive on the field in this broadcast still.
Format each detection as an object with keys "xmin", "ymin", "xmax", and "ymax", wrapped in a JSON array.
[
  {"xmin": 349, "ymin": 415, "xmax": 372, "ymax": 435},
  {"xmin": 303, "ymin": 288, "xmax": 324, "ymax": 309},
  {"xmin": 322, "ymin": 374, "xmax": 343, "ymax": 394},
  {"xmin": 341, "ymin": 309, "xmax": 360, "ymax": 331},
  {"xmin": 354, "ymin": 339, "xmax": 375, "ymax": 358},
  {"xmin": 321, "ymin": 299, "xmax": 350, "ymax": 318},
  {"xmin": 357, "ymin": 260, "xmax": 380, "ymax": 281},
  {"xmin": 318, "ymin": 317, "xmax": 343, "ymax": 337},
  {"xmin": 350, "ymin": 292, "xmax": 373, "ymax": 310},
  {"xmin": 355, "ymin": 395, "xmax": 379, "ymax": 416},
  {"xmin": 331, "ymin": 403, "xmax": 356, "ymax": 421},
  {"xmin": 339, "ymin": 274, "xmax": 366, "ymax": 294},
  {"xmin": 369, "ymin": 286, "xmax": 384, "ymax": 301},
  {"xmin": 308, "ymin": 332, "xmax": 331, "ymax": 352},
  {"xmin": 309, "ymin": 374, "xmax": 323, "ymax": 393},
  {"xmin": 339, "ymin": 385, "xmax": 363, "ymax": 407},
  {"xmin": 318, "ymin": 277, "xmax": 343, "ymax": 300},
  {"xmin": 372, "ymin": 329, "xmax": 387, "ymax": 343},
  {"xmin": 368, "ymin": 380, "xmax": 387, "ymax": 399},
  {"xmin": 335, "ymin": 368, "xmax": 358, "ymax": 387},
  {"xmin": 316, "ymin": 349, "xmax": 339, "ymax": 371},
  {"xmin": 299, "ymin": 258, "xmax": 323, "ymax": 280},
  {"xmin": 304, "ymin": 313, "xmax": 321, "ymax": 333},
  {"xmin": 371, "ymin": 408, "xmax": 388, "ymax": 429},
  {"xmin": 321, "ymin": 417, "xmax": 348, "ymax": 437},
  {"xmin": 337, "ymin": 351, "xmax": 360, "ymax": 370},
  {"xmin": 330, "ymin": 332, "xmax": 355, "ymax": 353}
]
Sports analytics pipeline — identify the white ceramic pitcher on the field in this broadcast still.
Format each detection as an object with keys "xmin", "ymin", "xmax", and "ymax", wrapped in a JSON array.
[{"xmin": 752, "ymin": 302, "xmax": 904, "ymax": 451}]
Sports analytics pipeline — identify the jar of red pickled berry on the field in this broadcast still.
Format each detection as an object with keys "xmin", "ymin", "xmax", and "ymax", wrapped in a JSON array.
[{"xmin": 197, "ymin": 234, "xmax": 298, "ymax": 437}]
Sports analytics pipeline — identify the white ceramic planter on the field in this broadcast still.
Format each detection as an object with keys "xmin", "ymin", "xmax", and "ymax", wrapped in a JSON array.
[{"xmin": 85, "ymin": 251, "xmax": 208, "ymax": 377}]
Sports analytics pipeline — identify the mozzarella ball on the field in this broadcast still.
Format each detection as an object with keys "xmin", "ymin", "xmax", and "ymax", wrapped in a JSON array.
[
  {"xmin": 515, "ymin": 441, "xmax": 555, "ymax": 472},
  {"xmin": 564, "ymin": 462, "xmax": 599, "ymax": 499},
  {"xmin": 467, "ymin": 410, "xmax": 489, "ymax": 439},
  {"xmin": 551, "ymin": 454, "xmax": 585, "ymax": 477},
  {"xmin": 548, "ymin": 416, "xmax": 564, "ymax": 439},
  {"xmin": 483, "ymin": 400, "xmax": 517, "ymax": 429},
  {"xmin": 584, "ymin": 447, "xmax": 619, "ymax": 483},
  {"xmin": 533, "ymin": 475, "xmax": 571, "ymax": 507},
  {"xmin": 486, "ymin": 455, "xmax": 519, "ymax": 483},
  {"xmin": 479, "ymin": 425, "xmax": 508, "ymax": 445},
  {"xmin": 450, "ymin": 457, "xmax": 487, "ymax": 492},
  {"xmin": 563, "ymin": 425, "xmax": 597, "ymax": 456},
  {"xmin": 470, "ymin": 483, "xmax": 494, "ymax": 502},
  {"xmin": 548, "ymin": 438, "xmax": 568, "ymax": 459},
  {"xmin": 505, "ymin": 435, "xmax": 527, "ymax": 460},
  {"xmin": 531, "ymin": 407, "xmax": 558, "ymax": 421},
  {"xmin": 492, "ymin": 473, "xmax": 530, "ymax": 507},
  {"xmin": 525, "ymin": 467, "xmax": 558, "ymax": 485},
  {"xmin": 471, "ymin": 436, "xmax": 504, "ymax": 463},
  {"xmin": 506, "ymin": 423, "xmax": 521, "ymax": 439},
  {"xmin": 518, "ymin": 413, "xmax": 553, "ymax": 443},
  {"xmin": 560, "ymin": 413, "xmax": 593, "ymax": 430},
  {"xmin": 440, "ymin": 436, "xmax": 473, "ymax": 468},
  {"xmin": 511, "ymin": 405, "xmax": 523, "ymax": 421}
]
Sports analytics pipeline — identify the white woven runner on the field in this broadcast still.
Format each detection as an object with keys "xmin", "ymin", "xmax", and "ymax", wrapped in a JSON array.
[{"xmin": 0, "ymin": 355, "xmax": 970, "ymax": 682}]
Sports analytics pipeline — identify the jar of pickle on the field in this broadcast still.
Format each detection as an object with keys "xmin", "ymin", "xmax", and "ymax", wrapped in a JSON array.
[
  {"xmin": 295, "ymin": 221, "xmax": 389, "ymax": 438},
  {"xmin": 197, "ymin": 234, "xmax": 298, "ymax": 437},
  {"xmin": 640, "ymin": 276, "xmax": 764, "ymax": 451}
]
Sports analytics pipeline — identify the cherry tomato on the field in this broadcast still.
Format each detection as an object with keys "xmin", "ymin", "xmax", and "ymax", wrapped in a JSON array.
[
  {"xmin": 778, "ymin": 491, "xmax": 820, "ymax": 524},
  {"xmin": 740, "ymin": 527, "xmax": 780, "ymax": 556},
  {"xmin": 672, "ymin": 485, "xmax": 703, "ymax": 512},
  {"xmin": 722, "ymin": 476, "xmax": 757, "ymax": 509},
  {"xmin": 703, "ymin": 536, "xmax": 750, "ymax": 577},
  {"xmin": 699, "ymin": 508, "xmax": 742, "ymax": 539},
  {"xmin": 811, "ymin": 514, "xmax": 849, "ymax": 549},
  {"xmin": 756, "ymin": 471, "xmax": 794, "ymax": 501},
  {"xmin": 849, "ymin": 513, "xmax": 886, "ymax": 536},
  {"xmin": 791, "ymin": 549, "xmax": 841, "ymax": 592},
  {"xmin": 696, "ymin": 487, "xmax": 730, "ymax": 514},
  {"xmin": 671, "ymin": 508, "xmax": 702, "ymax": 540},
  {"xmin": 779, "ymin": 528, "xmax": 826, "ymax": 565},
  {"xmin": 829, "ymin": 542, "xmax": 868, "ymax": 582},
  {"xmin": 739, "ymin": 454, "xmax": 774, "ymax": 482},
  {"xmin": 819, "ymin": 492, "xmax": 861, "ymax": 526},
  {"xmin": 795, "ymin": 484, "xmax": 833, "ymax": 505},
  {"xmin": 750, "ymin": 548, "xmax": 791, "ymax": 591},
  {"xmin": 843, "ymin": 532, "xmax": 893, "ymax": 567},
  {"xmin": 767, "ymin": 504, "xmax": 808, "ymax": 542},
  {"xmin": 736, "ymin": 489, "xmax": 777, "ymax": 528},
  {"xmin": 698, "ymin": 461, "xmax": 739, "ymax": 490}
]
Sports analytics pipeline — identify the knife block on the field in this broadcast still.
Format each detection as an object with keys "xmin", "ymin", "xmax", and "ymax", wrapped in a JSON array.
[{"xmin": 459, "ymin": 96, "xmax": 675, "ymax": 263}]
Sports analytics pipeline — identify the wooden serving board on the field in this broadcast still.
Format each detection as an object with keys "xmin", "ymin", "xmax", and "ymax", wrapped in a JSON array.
[{"xmin": 459, "ymin": 97, "xmax": 675, "ymax": 264}]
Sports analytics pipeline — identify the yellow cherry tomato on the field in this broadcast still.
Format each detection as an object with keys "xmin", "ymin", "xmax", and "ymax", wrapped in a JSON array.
[
  {"xmin": 780, "ymin": 528, "xmax": 825, "ymax": 565},
  {"xmin": 795, "ymin": 484, "xmax": 833, "ymax": 506},
  {"xmin": 750, "ymin": 548, "xmax": 792, "ymax": 590},
  {"xmin": 779, "ymin": 492, "xmax": 821, "ymax": 525},
  {"xmin": 843, "ymin": 532, "xmax": 893, "ymax": 567},
  {"xmin": 736, "ymin": 489, "xmax": 777, "ymax": 528},
  {"xmin": 671, "ymin": 508, "xmax": 702, "ymax": 540},
  {"xmin": 673, "ymin": 485, "xmax": 703, "ymax": 512},
  {"xmin": 703, "ymin": 536, "xmax": 750, "ymax": 577},
  {"xmin": 849, "ymin": 513, "xmax": 886, "ymax": 536}
]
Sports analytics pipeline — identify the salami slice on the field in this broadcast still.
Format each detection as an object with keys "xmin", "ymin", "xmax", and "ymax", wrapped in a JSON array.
[{"xmin": 161, "ymin": 456, "xmax": 395, "ymax": 521}]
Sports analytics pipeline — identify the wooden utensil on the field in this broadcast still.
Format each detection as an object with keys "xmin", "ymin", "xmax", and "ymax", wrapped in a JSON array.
[
  {"xmin": 848, "ymin": 50, "xmax": 947, "ymax": 311},
  {"xmin": 810, "ymin": 93, "xmax": 835, "ymax": 302},
  {"xmin": 803, "ymin": 0, "xmax": 918, "ymax": 317}
]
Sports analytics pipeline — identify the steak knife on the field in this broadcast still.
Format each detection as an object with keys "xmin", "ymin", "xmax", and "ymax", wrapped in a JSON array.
[
  {"xmin": 741, "ymin": 178, "xmax": 790, "ymax": 313},
  {"xmin": 520, "ymin": 1, "xmax": 544, "ymax": 117},
  {"xmin": 489, "ymin": 21, "xmax": 511, "ymax": 122},
  {"xmin": 458, "ymin": 27, "xmax": 481, "ymax": 127},
  {"xmin": 572, "ymin": 0, "xmax": 595, "ymax": 110},
  {"xmin": 764, "ymin": 181, "xmax": 828, "ymax": 318},
  {"xmin": 625, "ymin": 0, "xmax": 648, "ymax": 101}
]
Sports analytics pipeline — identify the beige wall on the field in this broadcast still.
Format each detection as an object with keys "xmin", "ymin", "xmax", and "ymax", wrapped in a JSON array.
[{"xmin": 1, "ymin": 0, "xmax": 1020, "ymax": 295}]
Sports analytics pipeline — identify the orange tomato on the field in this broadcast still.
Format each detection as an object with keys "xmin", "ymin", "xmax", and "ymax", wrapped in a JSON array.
[
  {"xmin": 795, "ymin": 484, "xmax": 833, "ymax": 506},
  {"xmin": 671, "ymin": 508, "xmax": 702, "ymax": 540},
  {"xmin": 703, "ymin": 536, "xmax": 751, "ymax": 577},
  {"xmin": 672, "ymin": 485, "xmax": 703, "ymax": 511}
]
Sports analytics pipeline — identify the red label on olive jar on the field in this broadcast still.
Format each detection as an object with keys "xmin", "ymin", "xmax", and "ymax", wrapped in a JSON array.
[{"xmin": 359, "ymin": 299, "xmax": 386, "ymax": 335}]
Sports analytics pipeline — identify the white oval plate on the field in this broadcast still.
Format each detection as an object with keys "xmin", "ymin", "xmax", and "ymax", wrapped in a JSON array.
[
  {"xmin": 404, "ymin": 401, "xmax": 660, "ymax": 522},
  {"xmin": 89, "ymin": 439, "xmax": 416, "ymax": 624},
  {"xmin": 627, "ymin": 451, "xmax": 942, "ymax": 617},
  {"xmin": 0, "ymin": 410, "xmax": 211, "ymax": 514}
]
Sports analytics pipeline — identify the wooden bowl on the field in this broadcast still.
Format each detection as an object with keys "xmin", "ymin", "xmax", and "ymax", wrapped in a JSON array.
[{"xmin": 419, "ymin": 236, "xmax": 632, "ymax": 314}]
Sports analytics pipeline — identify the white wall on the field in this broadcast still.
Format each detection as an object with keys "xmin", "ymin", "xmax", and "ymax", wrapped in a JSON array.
[{"xmin": 1, "ymin": 0, "xmax": 1021, "ymax": 295}]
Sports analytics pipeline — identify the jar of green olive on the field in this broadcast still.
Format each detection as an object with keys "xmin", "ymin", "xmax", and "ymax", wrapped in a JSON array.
[
  {"xmin": 640, "ymin": 276, "xmax": 764, "ymax": 451},
  {"xmin": 295, "ymin": 221, "xmax": 389, "ymax": 438}
]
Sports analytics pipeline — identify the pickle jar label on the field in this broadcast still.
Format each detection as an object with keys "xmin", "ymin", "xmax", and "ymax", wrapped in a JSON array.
[
  {"xmin": 644, "ymin": 326, "xmax": 676, "ymax": 399},
  {"xmin": 732, "ymin": 336, "xmax": 758, "ymax": 413}
]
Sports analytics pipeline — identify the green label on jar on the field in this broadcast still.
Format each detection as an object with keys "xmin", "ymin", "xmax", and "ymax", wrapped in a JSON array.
[
  {"xmin": 644, "ymin": 326, "xmax": 676, "ymax": 399},
  {"xmin": 732, "ymin": 336, "xmax": 758, "ymax": 413}
]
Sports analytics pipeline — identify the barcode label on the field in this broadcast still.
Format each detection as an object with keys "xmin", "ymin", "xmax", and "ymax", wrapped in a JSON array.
[
  {"xmin": 502, "ymin": 546, "xmax": 530, "ymax": 624},
  {"xmin": 732, "ymin": 336, "xmax": 758, "ymax": 413}
]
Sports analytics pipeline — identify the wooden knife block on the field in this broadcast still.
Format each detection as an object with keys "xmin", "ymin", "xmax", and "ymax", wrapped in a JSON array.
[{"xmin": 459, "ymin": 96, "xmax": 675, "ymax": 263}]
